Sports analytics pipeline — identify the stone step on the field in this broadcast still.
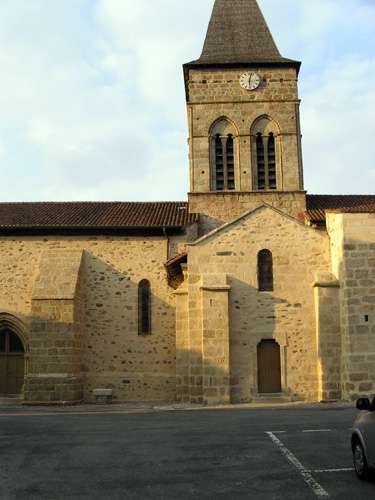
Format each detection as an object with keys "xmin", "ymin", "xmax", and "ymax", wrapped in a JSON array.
[
  {"xmin": 252, "ymin": 393, "xmax": 292, "ymax": 404},
  {"xmin": 0, "ymin": 395, "xmax": 23, "ymax": 405}
]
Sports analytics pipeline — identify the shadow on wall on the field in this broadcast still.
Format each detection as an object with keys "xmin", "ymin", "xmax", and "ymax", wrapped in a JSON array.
[
  {"xmin": 229, "ymin": 276, "xmax": 292, "ymax": 403},
  {"xmin": 1, "ymin": 249, "xmax": 177, "ymax": 404},
  {"xmin": 0, "ymin": 248, "xmax": 344, "ymax": 405},
  {"xmin": 79, "ymin": 251, "xmax": 177, "ymax": 403},
  {"xmin": 176, "ymin": 265, "xmax": 326, "ymax": 406},
  {"xmin": 228, "ymin": 275, "xmax": 321, "ymax": 404}
]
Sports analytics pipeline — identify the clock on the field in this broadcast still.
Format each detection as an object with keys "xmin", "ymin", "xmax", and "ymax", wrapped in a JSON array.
[{"xmin": 239, "ymin": 72, "xmax": 261, "ymax": 91}]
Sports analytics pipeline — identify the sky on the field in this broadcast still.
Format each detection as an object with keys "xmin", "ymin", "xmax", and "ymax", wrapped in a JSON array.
[{"xmin": 0, "ymin": 0, "xmax": 374, "ymax": 202}]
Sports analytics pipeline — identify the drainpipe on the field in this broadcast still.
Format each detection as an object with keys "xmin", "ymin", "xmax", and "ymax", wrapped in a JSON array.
[{"xmin": 163, "ymin": 226, "xmax": 170, "ymax": 261}]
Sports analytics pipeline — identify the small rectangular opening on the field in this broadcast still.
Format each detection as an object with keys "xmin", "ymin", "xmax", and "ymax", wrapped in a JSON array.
[{"xmin": 365, "ymin": 315, "xmax": 369, "ymax": 323}]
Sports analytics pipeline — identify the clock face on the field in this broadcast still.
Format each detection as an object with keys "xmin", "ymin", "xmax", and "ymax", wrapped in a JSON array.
[{"xmin": 239, "ymin": 72, "xmax": 261, "ymax": 91}]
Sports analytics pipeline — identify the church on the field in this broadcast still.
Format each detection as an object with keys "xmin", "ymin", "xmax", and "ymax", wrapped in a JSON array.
[{"xmin": 1, "ymin": 0, "xmax": 375, "ymax": 406}]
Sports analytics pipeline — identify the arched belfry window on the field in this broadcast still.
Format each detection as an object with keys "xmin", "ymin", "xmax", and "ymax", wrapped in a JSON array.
[
  {"xmin": 256, "ymin": 133, "xmax": 265, "ymax": 190},
  {"xmin": 138, "ymin": 280, "xmax": 151, "ymax": 335},
  {"xmin": 226, "ymin": 134, "xmax": 235, "ymax": 190},
  {"xmin": 258, "ymin": 250, "xmax": 274, "ymax": 292},
  {"xmin": 214, "ymin": 134, "xmax": 224, "ymax": 190},
  {"xmin": 251, "ymin": 117, "xmax": 280, "ymax": 191},
  {"xmin": 210, "ymin": 119, "xmax": 238, "ymax": 191},
  {"xmin": 268, "ymin": 133, "xmax": 276, "ymax": 190}
]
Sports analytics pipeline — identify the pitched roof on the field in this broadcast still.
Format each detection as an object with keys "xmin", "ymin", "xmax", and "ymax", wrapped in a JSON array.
[
  {"xmin": 188, "ymin": 0, "xmax": 299, "ymax": 67},
  {"xmin": 0, "ymin": 202, "xmax": 198, "ymax": 232},
  {"xmin": 306, "ymin": 195, "xmax": 375, "ymax": 225},
  {"xmin": 189, "ymin": 203, "xmax": 312, "ymax": 247}
]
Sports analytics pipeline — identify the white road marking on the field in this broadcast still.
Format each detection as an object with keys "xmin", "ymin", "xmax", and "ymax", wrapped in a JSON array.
[
  {"xmin": 266, "ymin": 432, "xmax": 331, "ymax": 499},
  {"xmin": 302, "ymin": 429, "xmax": 331, "ymax": 433},
  {"xmin": 270, "ymin": 431, "xmax": 286, "ymax": 434},
  {"xmin": 313, "ymin": 468, "xmax": 354, "ymax": 473}
]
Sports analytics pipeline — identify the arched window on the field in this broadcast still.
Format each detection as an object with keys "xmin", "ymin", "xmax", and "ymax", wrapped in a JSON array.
[
  {"xmin": 268, "ymin": 133, "xmax": 276, "ymax": 190},
  {"xmin": 258, "ymin": 250, "xmax": 274, "ymax": 292},
  {"xmin": 138, "ymin": 280, "xmax": 151, "ymax": 335},
  {"xmin": 214, "ymin": 134, "xmax": 224, "ymax": 191},
  {"xmin": 251, "ymin": 117, "xmax": 280, "ymax": 191},
  {"xmin": 226, "ymin": 134, "xmax": 235, "ymax": 190},
  {"xmin": 210, "ymin": 119, "xmax": 238, "ymax": 191},
  {"xmin": 256, "ymin": 133, "xmax": 265, "ymax": 190}
]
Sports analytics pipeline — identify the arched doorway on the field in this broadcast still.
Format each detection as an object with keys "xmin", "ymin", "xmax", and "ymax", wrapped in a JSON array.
[
  {"xmin": 0, "ymin": 329, "xmax": 25, "ymax": 395},
  {"xmin": 257, "ymin": 339, "xmax": 281, "ymax": 394}
]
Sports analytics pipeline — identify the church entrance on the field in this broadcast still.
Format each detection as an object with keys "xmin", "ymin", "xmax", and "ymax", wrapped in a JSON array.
[
  {"xmin": 257, "ymin": 339, "xmax": 281, "ymax": 394},
  {"xmin": 0, "ymin": 329, "xmax": 25, "ymax": 395}
]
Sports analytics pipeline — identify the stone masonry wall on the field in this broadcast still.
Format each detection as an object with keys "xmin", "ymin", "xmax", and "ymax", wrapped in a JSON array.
[
  {"xmin": 24, "ymin": 249, "xmax": 84, "ymax": 403},
  {"xmin": 187, "ymin": 206, "xmax": 331, "ymax": 403},
  {"xmin": 313, "ymin": 272, "xmax": 341, "ymax": 402},
  {"xmin": 186, "ymin": 67, "xmax": 303, "ymax": 194},
  {"xmin": 174, "ymin": 275, "xmax": 189, "ymax": 403},
  {"xmin": 0, "ymin": 234, "xmax": 188, "ymax": 403},
  {"xmin": 189, "ymin": 191, "xmax": 307, "ymax": 234},
  {"xmin": 327, "ymin": 213, "xmax": 375, "ymax": 401},
  {"xmin": 201, "ymin": 274, "xmax": 231, "ymax": 405}
]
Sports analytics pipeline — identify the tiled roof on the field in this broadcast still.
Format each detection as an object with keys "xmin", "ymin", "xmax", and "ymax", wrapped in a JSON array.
[
  {"xmin": 306, "ymin": 195, "xmax": 375, "ymax": 225},
  {"xmin": 3, "ymin": 196, "xmax": 375, "ymax": 232},
  {"xmin": 0, "ymin": 202, "xmax": 198, "ymax": 231},
  {"xmin": 188, "ymin": 0, "xmax": 299, "ymax": 67}
]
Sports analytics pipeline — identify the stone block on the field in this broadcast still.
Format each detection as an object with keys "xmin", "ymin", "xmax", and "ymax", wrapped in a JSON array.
[
  {"xmin": 358, "ymin": 382, "xmax": 373, "ymax": 393},
  {"xmin": 93, "ymin": 388, "xmax": 113, "ymax": 404}
]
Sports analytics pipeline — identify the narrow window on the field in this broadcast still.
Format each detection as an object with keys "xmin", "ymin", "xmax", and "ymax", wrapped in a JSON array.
[
  {"xmin": 215, "ymin": 135, "xmax": 224, "ymax": 191},
  {"xmin": 258, "ymin": 250, "xmax": 274, "ymax": 292},
  {"xmin": 256, "ymin": 133, "xmax": 265, "ymax": 190},
  {"xmin": 268, "ymin": 133, "xmax": 277, "ymax": 190},
  {"xmin": 138, "ymin": 280, "xmax": 151, "ymax": 335},
  {"xmin": 210, "ymin": 120, "xmax": 238, "ymax": 191},
  {"xmin": 226, "ymin": 134, "xmax": 235, "ymax": 190},
  {"xmin": 0, "ymin": 331, "xmax": 5, "ymax": 352}
]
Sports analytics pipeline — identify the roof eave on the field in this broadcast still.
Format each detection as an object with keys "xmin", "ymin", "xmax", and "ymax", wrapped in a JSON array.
[
  {"xmin": 0, "ymin": 225, "xmax": 195, "ymax": 236},
  {"xmin": 184, "ymin": 59, "xmax": 301, "ymax": 72}
]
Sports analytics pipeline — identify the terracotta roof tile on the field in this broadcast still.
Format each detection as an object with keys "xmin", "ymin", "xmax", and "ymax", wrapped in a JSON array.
[
  {"xmin": 306, "ymin": 195, "xmax": 375, "ymax": 225},
  {"xmin": 0, "ymin": 202, "xmax": 198, "ymax": 231}
]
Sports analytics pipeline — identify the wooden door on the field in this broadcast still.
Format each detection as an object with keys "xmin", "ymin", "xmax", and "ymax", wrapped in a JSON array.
[
  {"xmin": 257, "ymin": 339, "xmax": 281, "ymax": 394},
  {"xmin": 0, "ymin": 329, "xmax": 25, "ymax": 395}
]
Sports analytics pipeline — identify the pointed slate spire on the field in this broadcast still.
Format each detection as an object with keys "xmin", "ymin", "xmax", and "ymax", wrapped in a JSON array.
[{"xmin": 191, "ymin": 0, "xmax": 297, "ymax": 66}]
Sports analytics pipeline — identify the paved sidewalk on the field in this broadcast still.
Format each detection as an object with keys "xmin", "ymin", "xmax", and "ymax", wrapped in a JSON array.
[{"xmin": 0, "ymin": 399, "xmax": 355, "ymax": 415}]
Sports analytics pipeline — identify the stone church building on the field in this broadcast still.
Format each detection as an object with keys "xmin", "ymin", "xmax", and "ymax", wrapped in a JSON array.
[{"xmin": 1, "ymin": 0, "xmax": 375, "ymax": 405}]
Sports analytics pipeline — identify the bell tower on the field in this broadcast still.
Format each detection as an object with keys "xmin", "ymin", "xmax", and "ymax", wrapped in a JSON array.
[{"xmin": 184, "ymin": 0, "xmax": 306, "ymax": 228}]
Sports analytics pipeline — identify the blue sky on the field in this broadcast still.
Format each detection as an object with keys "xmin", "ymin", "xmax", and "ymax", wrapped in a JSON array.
[{"xmin": 0, "ymin": 0, "xmax": 374, "ymax": 202}]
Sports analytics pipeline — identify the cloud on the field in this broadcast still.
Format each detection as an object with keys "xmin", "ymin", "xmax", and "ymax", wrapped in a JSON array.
[
  {"xmin": 301, "ymin": 57, "xmax": 375, "ymax": 193},
  {"xmin": 0, "ymin": 0, "xmax": 373, "ymax": 201},
  {"xmin": 259, "ymin": 0, "xmax": 375, "ymax": 194}
]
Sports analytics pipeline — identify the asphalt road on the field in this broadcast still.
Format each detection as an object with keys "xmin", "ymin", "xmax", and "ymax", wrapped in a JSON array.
[{"xmin": 0, "ymin": 404, "xmax": 374, "ymax": 499}]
